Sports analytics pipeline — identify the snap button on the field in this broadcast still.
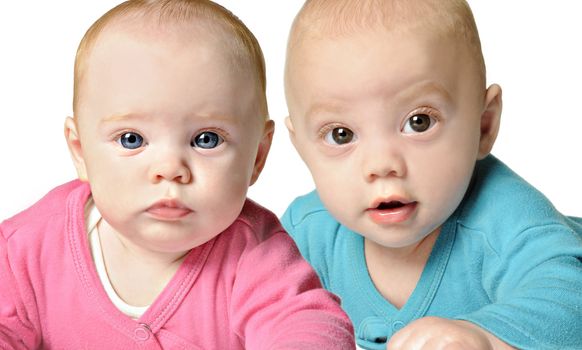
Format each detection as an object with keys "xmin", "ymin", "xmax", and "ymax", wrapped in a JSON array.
[
  {"xmin": 357, "ymin": 317, "xmax": 390, "ymax": 347},
  {"xmin": 134, "ymin": 324, "xmax": 150, "ymax": 341},
  {"xmin": 373, "ymin": 336, "xmax": 388, "ymax": 343},
  {"xmin": 392, "ymin": 320, "xmax": 405, "ymax": 332}
]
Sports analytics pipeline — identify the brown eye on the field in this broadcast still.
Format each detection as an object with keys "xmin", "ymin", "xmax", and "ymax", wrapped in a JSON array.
[
  {"xmin": 403, "ymin": 114, "xmax": 435, "ymax": 134},
  {"xmin": 325, "ymin": 127, "xmax": 355, "ymax": 145}
]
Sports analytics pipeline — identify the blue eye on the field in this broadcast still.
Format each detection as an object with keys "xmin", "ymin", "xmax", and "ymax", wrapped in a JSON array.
[
  {"xmin": 402, "ymin": 114, "xmax": 436, "ymax": 134},
  {"xmin": 118, "ymin": 132, "xmax": 144, "ymax": 149},
  {"xmin": 324, "ymin": 127, "xmax": 355, "ymax": 145},
  {"xmin": 191, "ymin": 131, "xmax": 223, "ymax": 149}
]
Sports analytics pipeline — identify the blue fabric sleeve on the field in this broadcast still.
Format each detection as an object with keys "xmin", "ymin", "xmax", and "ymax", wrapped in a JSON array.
[
  {"xmin": 456, "ymin": 223, "xmax": 582, "ymax": 349},
  {"xmin": 281, "ymin": 196, "xmax": 332, "ymax": 290}
]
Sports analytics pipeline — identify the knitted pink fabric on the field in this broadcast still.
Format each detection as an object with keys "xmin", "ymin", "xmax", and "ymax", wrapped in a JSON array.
[{"xmin": 0, "ymin": 181, "xmax": 354, "ymax": 349}]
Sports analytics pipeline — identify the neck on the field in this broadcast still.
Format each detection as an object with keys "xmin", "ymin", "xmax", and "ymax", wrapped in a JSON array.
[
  {"xmin": 364, "ymin": 227, "xmax": 441, "ymax": 308},
  {"xmin": 366, "ymin": 227, "xmax": 441, "ymax": 265},
  {"xmin": 98, "ymin": 220, "xmax": 188, "ymax": 268},
  {"xmin": 96, "ymin": 220, "xmax": 188, "ymax": 306}
]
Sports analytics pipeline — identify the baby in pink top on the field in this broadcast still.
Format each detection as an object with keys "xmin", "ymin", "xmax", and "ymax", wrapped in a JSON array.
[{"xmin": 0, "ymin": 0, "xmax": 354, "ymax": 348}]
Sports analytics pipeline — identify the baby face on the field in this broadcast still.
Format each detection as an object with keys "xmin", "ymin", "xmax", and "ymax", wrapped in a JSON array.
[
  {"xmin": 68, "ymin": 25, "xmax": 270, "ymax": 254},
  {"xmin": 286, "ymin": 27, "xmax": 498, "ymax": 249}
]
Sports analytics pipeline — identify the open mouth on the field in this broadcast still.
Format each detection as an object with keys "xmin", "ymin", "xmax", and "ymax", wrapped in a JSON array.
[
  {"xmin": 368, "ymin": 199, "xmax": 417, "ymax": 224},
  {"xmin": 377, "ymin": 201, "xmax": 406, "ymax": 210}
]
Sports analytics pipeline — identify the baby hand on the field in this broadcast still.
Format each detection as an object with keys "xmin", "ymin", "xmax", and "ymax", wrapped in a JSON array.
[{"xmin": 387, "ymin": 317, "xmax": 513, "ymax": 350}]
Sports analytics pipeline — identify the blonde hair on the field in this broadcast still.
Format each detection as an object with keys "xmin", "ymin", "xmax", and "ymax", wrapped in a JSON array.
[
  {"xmin": 287, "ymin": 0, "xmax": 485, "ymax": 87},
  {"xmin": 73, "ymin": 0, "xmax": 268, "ymax": 118}
]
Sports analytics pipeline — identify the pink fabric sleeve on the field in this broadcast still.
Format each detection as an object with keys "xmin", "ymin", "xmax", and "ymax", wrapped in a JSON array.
[
  {"xmin": 230, "ymin": 230, "xmax": 355, "ymax": 349},
  {"xmin": 0, "ymin": 226, "xmax": 41, "ymax": 350}
]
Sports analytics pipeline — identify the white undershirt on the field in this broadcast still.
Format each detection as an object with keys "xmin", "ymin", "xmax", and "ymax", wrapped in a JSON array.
[{"xmin": 85, "ymin": 198, "xmax": 149, "ymax": 319}]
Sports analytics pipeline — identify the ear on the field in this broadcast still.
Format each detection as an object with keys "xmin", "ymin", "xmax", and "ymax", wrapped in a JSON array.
[
  {"xmin": 478, "ymin": 84, "xmax": 502, "ymax": 160},
  {"xmin": 64, "ymin": 117, "xmax": 88, "ymax": 181},
  {"xmin": 284, "ymin": 116, "xmax": 297, "ymax": 149},
  {"xmin": 250, "ymin": 120, "xmax": 275, "ymax": 186}
]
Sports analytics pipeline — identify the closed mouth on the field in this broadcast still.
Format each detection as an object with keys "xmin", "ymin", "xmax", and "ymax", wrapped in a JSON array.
[
  {"xmin": 149, "ymin": 199, "xmax": 188, "ymax": 210},
  {"xmin": 147, "ymin": 199, "xmax": 192, "ymax": 220}
]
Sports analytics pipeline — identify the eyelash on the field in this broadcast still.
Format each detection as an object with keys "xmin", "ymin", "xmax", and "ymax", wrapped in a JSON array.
[
  {"xmin": 199, "ymin": 127, "xmax": 229, "ymax": 139},
  {"xmin": 114, "ymin": 129, "xmax": 147, "ymax": 144},
  {"xmin": 401, "ymin": 106, "xmax": 441, "ymax": 130},
  {"xmin": 197, "ymin": 128, "xmax": 230, "ymax": 144},
  {"xmin": 421, "ymin": 105, "xmax": 438, "ymax": 114},
  {"xmin": 191, "ymin": 128, "xmax": 230, "ymax": 150},
  {"xmin": 408, "ymin": 106, "xmax": 440, "ymax": 121},
  {"xmin": 317, "ymin": 123, "xmax": 347, "ymax": 139},
  {"xmin": 112, "ymin": 128, "xmax": 230, "ymax": 146},
  {"xmin": 316, "ymin": 108, "xmax": 439, "ymax": 134}
]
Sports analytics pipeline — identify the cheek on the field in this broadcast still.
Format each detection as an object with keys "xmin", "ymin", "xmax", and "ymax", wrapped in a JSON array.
[
  {"xmin": 413, "ymin": 119, "xmax": 480, "ymax": 178},
  {"xmin": 200, "ymin": 152, "xmax": 254, "ymax": 198},
  {"xmin": 90, "ymin": 160, "xmax": 135, "ymax": 180},
  {"xmin": 88, "ymin": 169, "xmax": 141, "ymax": 217},
  {"xmin": 450, "ymin": 116, "xmax": 482, "ymax": 155},
  {"xmin": 410, "ymin": 145, "xmax": 476, "ymax": 217},
  {"xmin": 82, "ymin": 149, "xmax": 140, "ymax": 199},
  {"xmin": 310, "ymin": 159, "xmax": 359, "ymax": 214},
  {"xmin": 195, "ymin": 155, "xmax": 254, "ymax": 233}
]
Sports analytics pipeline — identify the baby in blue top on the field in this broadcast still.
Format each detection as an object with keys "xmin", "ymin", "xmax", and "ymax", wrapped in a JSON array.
[{"xmin": 281, "ymin": 0, "xmax": 582, "ymax": 349}]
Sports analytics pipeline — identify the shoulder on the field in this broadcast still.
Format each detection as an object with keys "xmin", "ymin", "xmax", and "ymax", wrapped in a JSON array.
[
  {"xmin": 281, "ymin": 190, "xmax": 342, "ymax": 244},
  {"xmin": 1, "ymin": 180, "xmax": 88, "ymax": 242},
  {"xmin": 282, "ymin": 190, "xmax": 340, "ymax": 232},
  {"xmin": 225, "ymin": 198, "xmax": 302, "ymax": 254},
  {"xmin": 281, "ymin": 190, "xmax": 330, "ymax": 226},
  {"xmin": 457, "ymin": 155, "xmax": 579, "ymax": 252},
  {"xmin": 233, "ymin": 198, "xmax": 286, "ymax": 241},
  {"xmin": 280, "ymin": 191, "xmax": 347, "ymax": 270},
  {"xmin": 221, "ymin": 199, "xmax": 310, "ymax": 271}
]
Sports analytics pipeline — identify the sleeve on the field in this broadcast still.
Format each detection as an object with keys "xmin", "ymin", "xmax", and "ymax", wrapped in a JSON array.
[
  {"xmin": 280, "ymin": 201, "xmax": 301, "ymax": 249},
  {"xmin": 0, "ymin": 226, "xmax": 42, "ymax": 349},
  {"xmin": 279, "ymin": 205, "xmax": 294, "ymax": 238},
  {"xmin": 280, "ymin": 202, "xmax": 323, "ymax": 281},
  {"xmin": 456, "ymin": 223, "xmax": 582, "ymax": 349},
  {"xmin": 230, "ymin": 230, "xmax": 355, "ymax": 350},
  {"xmin": 280, "ymin": 201, "xmax": 332, "ymax": 290}
]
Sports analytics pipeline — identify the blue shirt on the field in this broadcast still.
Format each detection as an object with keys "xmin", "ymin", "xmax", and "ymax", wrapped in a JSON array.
[{"xmin": 282, "ymin": 155, "xmax": 582, "ymax": 350}]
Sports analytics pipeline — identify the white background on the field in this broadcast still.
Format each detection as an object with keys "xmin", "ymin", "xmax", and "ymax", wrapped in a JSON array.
[{"xmin": 0, "ymin": 1, "xmax": 580, "ymax": 221}]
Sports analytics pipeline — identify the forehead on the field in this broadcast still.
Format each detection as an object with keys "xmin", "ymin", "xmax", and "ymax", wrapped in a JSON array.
[
  {"xmin": 92, "ymin": 18, "xmax": 241, "ymax": 72},
  {"xmin": 78, "ymin": 25, "xmax": 258, "ymax": 125},
  {"xmin": 288, "ymin": 27, "xmax": 478, "ymax": 109}
]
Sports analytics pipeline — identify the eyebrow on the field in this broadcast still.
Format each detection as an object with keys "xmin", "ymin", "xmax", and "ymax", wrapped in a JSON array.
[
  {"xmin": 100, "ymin": 112, "xmax": 238, "ymax": 125},
  {"xmin": 100, "ymin": 113, "xmax": 153, "ymax": 125},
  {"xmin": 397, "ymin": 81, "xmax": 454, "ymax": 106},
  {"xmin": 305, "ymin": 102, "xmax": 346, "ymax": 120},
  {"xmin": 304, "ymin": 81, "xmax": 454, "ymax": 121}
]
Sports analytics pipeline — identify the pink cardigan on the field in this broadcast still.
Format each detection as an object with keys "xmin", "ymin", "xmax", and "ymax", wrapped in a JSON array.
[{"xmin": 0, "ymin": 181, "xmax": 354, "ymax": 349}]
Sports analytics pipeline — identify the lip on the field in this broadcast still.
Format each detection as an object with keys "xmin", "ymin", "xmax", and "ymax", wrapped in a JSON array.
[
  {"xmin": 146, "ymin": 199, "xmax": 193, "ymax": 221},
  {"xmin": 366, "ymin": 196, "xmax": 417, "ymax": 225}
]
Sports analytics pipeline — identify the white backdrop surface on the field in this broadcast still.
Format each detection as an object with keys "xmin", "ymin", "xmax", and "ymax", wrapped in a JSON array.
[{"xmin": 0, "ymin": 1, "xmax": 580, "ymax": 220}]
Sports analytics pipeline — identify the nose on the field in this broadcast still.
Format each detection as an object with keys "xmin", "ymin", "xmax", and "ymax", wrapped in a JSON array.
[
  {"xmin": 148, "ymin": 155, "xmax": 192, "ymax": 184},
  {"xmin": 363, "ymin": 143, "xmax": 406, "ymax": 182}
]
